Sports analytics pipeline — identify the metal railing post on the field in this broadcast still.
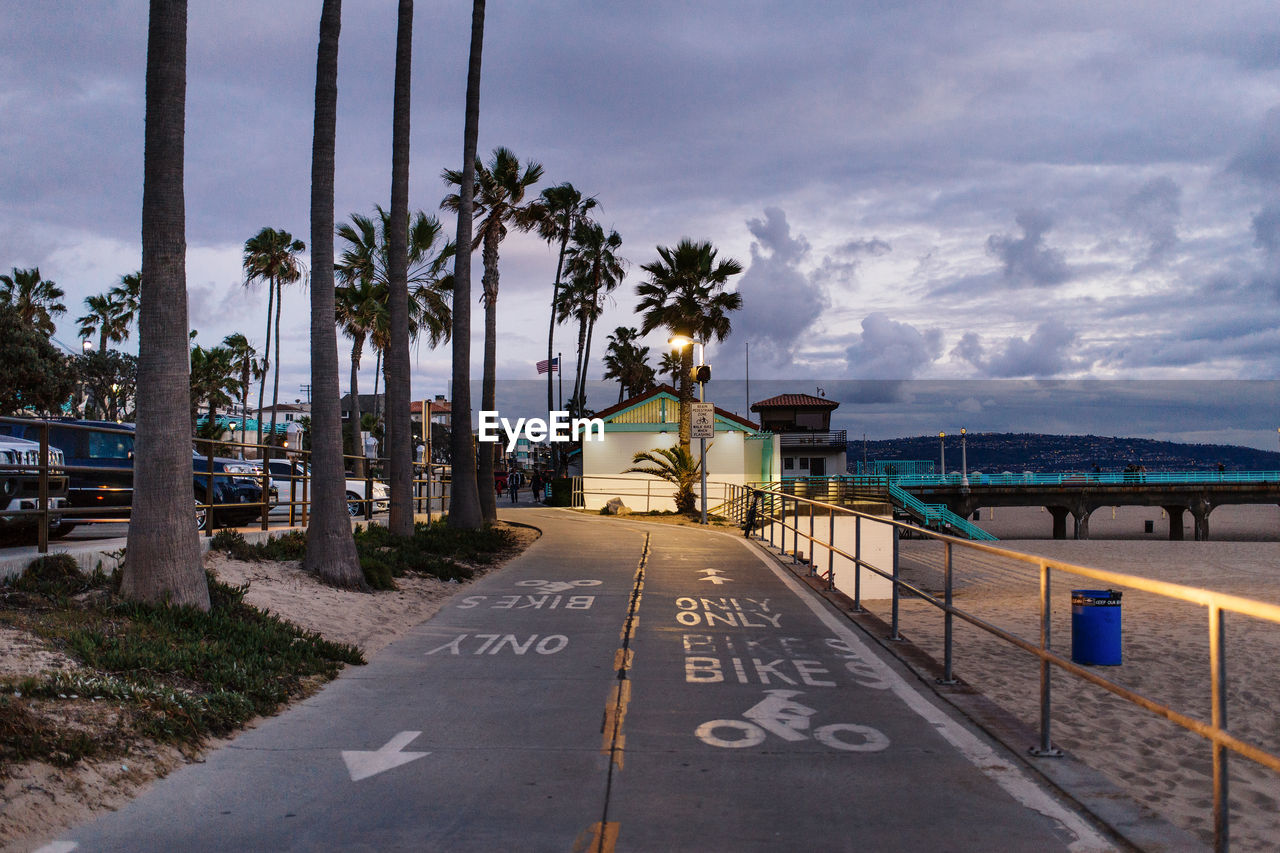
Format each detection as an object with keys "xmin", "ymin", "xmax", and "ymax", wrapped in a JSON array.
[
  {"xmin": 768, "ymin": 493, "xmax": 775, "ymax": 548},
  {"xmin": 852, "ymin": 515, "xmax": 862, "ymax": 611},
  {"xmin": 364, "ymin": 464, "xmax": 373, "ymax": 521},
  {"xmin": 1210, "ymin": 604, "xmax": 1229, "ymax": 852},
  {"xmin": 205, "ymin": 439, "xmax": 216, "ymax": 537},
  {"xmin": 301, "ymin": 466, "xmax": 309, "ymax": 527},
  {"xmin": 939, "ymin": 541, "xmax": 956, "ymax": 684},
  {"xmin": 37, "ymin": 422, "xmax": 50, "ymax": 554},
  {"xmin": 808, "ymin": 502, "xmax": 815, "ymax": 574},
  {"xmin": 826, "ymin": 510, "xmax": 835, "ymax": 591},
  {"xmin": 259, "ymin": 445, "xmax": 270, "ymax": 531},
  {"xmin": 288, "ymin": 466, "xmax": 297, "ymax": 527},
  {"xmin": 1030, "ymin": 560, "xmax": 1062, "ymax": 757},
  {"xmin": 890, "ymin": 525, "xmax": 901, "ymax": 640}
]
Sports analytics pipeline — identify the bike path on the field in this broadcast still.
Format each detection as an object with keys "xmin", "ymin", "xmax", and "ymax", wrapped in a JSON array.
[
  {"xmin": 605, "ymin": 520, "xmax": 1112, "ymax": 852},
  {"xmin": 46, "ymin": 510, "xmax": 1112, "ymax": 852}
]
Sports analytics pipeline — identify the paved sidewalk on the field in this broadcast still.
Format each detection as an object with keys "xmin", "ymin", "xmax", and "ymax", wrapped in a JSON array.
[{"xmin": 43, "ymin": 509, "xmax": 1117, "ymax": 852}]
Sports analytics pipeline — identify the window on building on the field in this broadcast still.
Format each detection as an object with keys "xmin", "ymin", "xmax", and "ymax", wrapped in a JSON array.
[
  {"xmin": 799, "ymin": 458, "xmax": 809, "ymax": 470},
  {"xmin": 783, "ymin": 457, "xmax": 794, "ymax": 469}
]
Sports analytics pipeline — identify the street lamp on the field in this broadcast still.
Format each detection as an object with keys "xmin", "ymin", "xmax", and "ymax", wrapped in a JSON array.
[
  {"xmin": 961, "ymin": 427, "xmax": 969, "ymax": 489},
  {"xmin": 81, "ymin": 340, "xmax": 94, "ymax": 418},
  {"xmin": 669, "ymin": 334, "xmax": 709, "ymax": 524},
  {"xmin": 939, "ymin": 432, "xmax": 946, "ymax": 481}
]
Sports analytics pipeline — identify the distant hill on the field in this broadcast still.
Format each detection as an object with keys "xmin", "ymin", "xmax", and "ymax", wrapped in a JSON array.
[{"xmin": 847, "ymin": 432, "xmax": 1280, "ymax": 474}]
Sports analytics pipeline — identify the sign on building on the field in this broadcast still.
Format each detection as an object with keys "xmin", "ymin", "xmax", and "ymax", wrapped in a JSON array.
[{"xmin": 691, "ymin": 402, "xmax": 715, "ymax": 439}]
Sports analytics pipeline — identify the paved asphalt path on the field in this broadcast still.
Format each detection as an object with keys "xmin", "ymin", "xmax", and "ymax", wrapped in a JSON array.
[{"xmin": 45, "ymin": 509, "xmax": 1116, "ymax": 852}]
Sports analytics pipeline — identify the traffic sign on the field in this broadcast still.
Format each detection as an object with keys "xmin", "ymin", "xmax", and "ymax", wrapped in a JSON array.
[{"xmin": 691, "ymin": 402, "xmax": 715, "ymax": 439}]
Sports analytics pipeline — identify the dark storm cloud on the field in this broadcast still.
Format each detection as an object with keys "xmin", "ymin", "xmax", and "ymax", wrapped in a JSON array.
[{"xmin": 985, "ymin": 210, "xmax": 1072, "ymax": 287}]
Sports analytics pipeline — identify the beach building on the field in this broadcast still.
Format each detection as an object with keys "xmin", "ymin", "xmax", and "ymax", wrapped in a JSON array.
[
  {"xmin": 750, "ymin": 392, "xmax": 846, "ymax": 478},
  {"xmin": 581, "ymin": 385, "xmax": 780, "ymax": 511}
]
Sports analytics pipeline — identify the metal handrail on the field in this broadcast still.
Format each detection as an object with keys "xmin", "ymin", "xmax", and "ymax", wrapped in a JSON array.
[
  {"xmin": 894, "ymin": 470, "xmax": 1280, "ymax": 487},
  {"xmin": 718, "ymin": 481, "xmax": 1279, "ymax": 852}
]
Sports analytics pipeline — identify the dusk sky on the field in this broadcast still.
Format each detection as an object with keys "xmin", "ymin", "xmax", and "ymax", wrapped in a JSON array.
[{"xmin": 3, "ymin": 3, "xmax": 1278, "ymax": 446}]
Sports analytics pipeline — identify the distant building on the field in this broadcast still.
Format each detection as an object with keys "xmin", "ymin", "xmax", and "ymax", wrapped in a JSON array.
[
  {"xmin": 750, "ymin": 392, "xmax": 845, "ymax": 478},
  {"xmin": 583, "ymin": 385, "xmax": 780, "ymax": 511}
]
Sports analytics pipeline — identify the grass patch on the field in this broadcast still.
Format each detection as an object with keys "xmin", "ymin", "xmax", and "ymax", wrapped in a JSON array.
[
  {"xmin": 352, "ymin": 520, "xmax": 515, "ymax": 590},
  {"xmin": 1, "ymin": 563, "xmax": 365, "ymax": 767}
]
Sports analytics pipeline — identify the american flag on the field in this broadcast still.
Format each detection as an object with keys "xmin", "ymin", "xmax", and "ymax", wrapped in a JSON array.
[{"xmin": 536, "ymin": 357, "xmax": 560, "ymax": 374}]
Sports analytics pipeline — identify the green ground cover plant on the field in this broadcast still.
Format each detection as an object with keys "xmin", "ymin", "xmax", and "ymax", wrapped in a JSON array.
[{"xmin": 0, "ymin": 555, "xmax": 363, "ymax": 769}]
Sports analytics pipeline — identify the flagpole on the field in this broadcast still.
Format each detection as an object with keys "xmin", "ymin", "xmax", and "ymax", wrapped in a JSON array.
[{"xmin": 558, "ymin": 352, "xmax": 563, "ymax": 410}]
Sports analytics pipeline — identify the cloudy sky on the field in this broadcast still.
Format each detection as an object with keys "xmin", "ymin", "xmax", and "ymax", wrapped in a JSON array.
[{"xmin": 3, "ymin": 2, "xmax": 1279, "ymax": 446}]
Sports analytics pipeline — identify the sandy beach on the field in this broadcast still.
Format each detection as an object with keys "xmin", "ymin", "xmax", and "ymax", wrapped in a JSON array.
[{"xmin": 878, "ymin": 504, "xmax": 1280, "ymax": 850}]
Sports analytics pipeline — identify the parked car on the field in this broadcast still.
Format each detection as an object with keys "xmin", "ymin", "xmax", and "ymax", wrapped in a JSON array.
[
  {"xmin": 0, "ymin": 420, "xmax": 268, "ymax": 531},
  {"xmin": 0, "ymin": 434, "xmax": 70, "ymax": 541},
  {"xmin": 250, "ymin": 458, "xmax": 389, "ymax": 517}
]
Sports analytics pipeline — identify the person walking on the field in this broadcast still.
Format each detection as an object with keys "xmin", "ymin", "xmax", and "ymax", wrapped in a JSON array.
[
  {"xmin": 531, "ymin": 471, "xmax": 544, "ymax": 504},
  {"xmin": 508, "ymin": 469, "xmax": 522, "ymax": 505}
]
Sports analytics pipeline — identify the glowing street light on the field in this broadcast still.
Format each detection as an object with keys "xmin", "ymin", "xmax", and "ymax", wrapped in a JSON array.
[
  {"xmin": 961, "ymin": 427, "xmax": 969, "ymax": 489},
  {"xmin": 939, "ymin": 432, "xmax": 946, "ymax": 480}
]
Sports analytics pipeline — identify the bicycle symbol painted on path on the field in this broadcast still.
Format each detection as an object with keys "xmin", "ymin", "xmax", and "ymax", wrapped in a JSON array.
[
  {"xmin": 514, "ymin": 579, "xmax": 602, "ymax": 594},
  {"xmin": 695, "ymin": 689, "xmax": 890, "ymax": 753}
]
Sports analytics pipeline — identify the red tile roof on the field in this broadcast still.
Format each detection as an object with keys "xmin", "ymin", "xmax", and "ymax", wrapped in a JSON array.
[
  {"xmin": 751, "ymin": 393, "xmax": 839, "ymax": 411},
  {"xmin": 410, "ymin": 400, "xmax": 451, "ymax": 415}
]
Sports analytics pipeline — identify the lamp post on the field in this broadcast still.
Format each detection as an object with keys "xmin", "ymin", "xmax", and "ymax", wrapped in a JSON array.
[
  {"xmin": 961, "ymin": 427, "xmax": 969, "ymax": 489},
  {"xmin": 669, "ymin": 333, "xmax": 709, "ymax": 524},
  {"xmin": 939, "ymin": 432, "xmax": 946, "ymax": 481}
]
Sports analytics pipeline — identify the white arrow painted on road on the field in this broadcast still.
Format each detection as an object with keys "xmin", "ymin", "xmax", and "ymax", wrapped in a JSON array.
[
  {"xmin": 342, "ymin": 731, "xmax": 429, "ymax": 781},
  {"xmin": 699, "ymin": 569, "xmax": 731, "ymax": 585}
]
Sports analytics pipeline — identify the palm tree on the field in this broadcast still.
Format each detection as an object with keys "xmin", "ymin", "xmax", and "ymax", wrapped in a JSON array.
[
  {"xmin": 122, "ymin": 0, "xmax": 209, "ymax": 610},
  {"xmin": 336, "ymin": 207, "xmax": 455, "ymax": 471},
  {"xmin": 109, "ymin": 271, "xmax": 142, "ymax": 338},
  {"xmin": 305, "ymin": 0, "xmax": 366, "ymax": 589},
  {"xmin": 0, "ymin": 267, "xmax": 67, "ymax": 338},
  {"xmin": 530, "ymin": 183, "xmax": 597, "ymax": 420},
  {"xmin": 603, "ymin": 326, "xmax": 655, "ymax": 402},
  {"xmin": 221, "ymin": 332, "xmax": 261, "ymax": 450},
  {"xmin": 77, "ymin": 292, "xmax": 130, "ymax": 354},
  {"xmin": 445, "ymin": 0, "xmax": 487, "ymax": 531},
  {"xmin": 623, "ymin": 446, "xmax": 706, "ymax": 515},
  {"xmin": 189, "ymin": 343, "xmax": 242, "ymax": 435},
  {"xmin": 443, "ymin": 145, "xmax": 543, "ymax": 522},
  {"xmin": 659, "ymin": 351, "xmax": 682, "ymax": 387},
  {"xmin": 242, "ymin": 227, "xmax": 306, "ymax": 449},
  {"xmin": 637, "ymin": 239, "xmax": 743, "ymax": 451},
  {"xmin": 562, "ymin": 221, "xmax": 625, "ymax": 410}
]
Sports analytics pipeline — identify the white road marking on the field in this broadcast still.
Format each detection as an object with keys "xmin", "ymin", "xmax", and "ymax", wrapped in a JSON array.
[
  {"xmin": 342, "ymin": 731, "xmax": 429, "ymax": 782},
  {"xmin": 737, "ymin": 536, "xmax": 1116, "ymax": 853},
  {"xmin": 33, "ymin": 843, "xmax": 78, "ymax": 853},
  {"xmin": 699, "ymin": 568, "xmax": 732, "ymax": 585}
]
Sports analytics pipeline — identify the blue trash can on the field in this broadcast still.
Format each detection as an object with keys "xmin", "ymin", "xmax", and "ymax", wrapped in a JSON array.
[{"xmin": 1071, "ymin": 589, "xmax": 1122, "ymax": 665}]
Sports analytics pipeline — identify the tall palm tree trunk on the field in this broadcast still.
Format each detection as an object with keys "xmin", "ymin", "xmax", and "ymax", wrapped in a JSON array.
[
  {"xmin": 678, "ymin": 346, "xmax": 693, "ymax": 451},
  {"xmin": 447, "ymin": 0, "xmax": 485, "ymax": 529},
  {"xmin": 304, "ymin": 0, "xmax": 365, "ymax": 589},
  {"xmin": 385, "ymin": 0, "xmax": 414, "ymax": 536},
  {"xmin": 349, "ymin": 336, "xmax": 364, "ymax": 477},
  {"xmin": 256, "ymin": 276, "xmax": 274, "ymax": 449},
  {"xmin": 545, "ymin": 222, "xmax": 569, "ymax": 476},
  {"xmin": 478, "ymin": 233, "xmax": 499, "ymax": 523},
  {"xmin": 269, "ymin": 279, "xmax": 284, "ymax": 440},
  {"xmin": 572, "ymin": 313, "xmax": 587, "ymax": 410},
  {"xmin": 123, "ymin": 0, "xmax": 209, "ymax": 610},
  {"xmin": 578, "ymin": 296, "xmax": 598, "ymax": 411}
]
